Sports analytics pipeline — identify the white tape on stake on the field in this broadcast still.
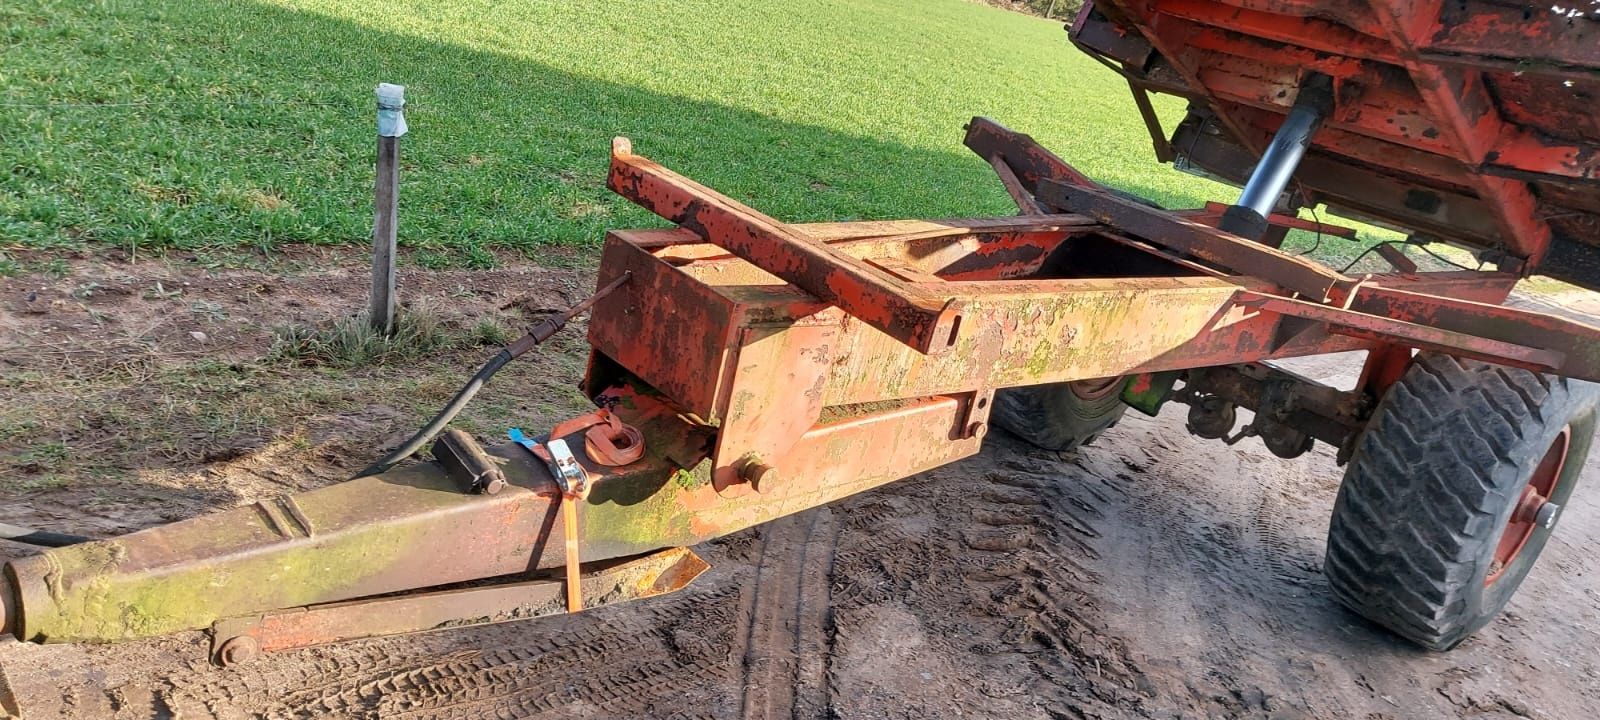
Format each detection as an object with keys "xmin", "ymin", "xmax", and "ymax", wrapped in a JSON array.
[{"xmin": 376, "ymin": 83, "xmax": 408, "ymax": 138}]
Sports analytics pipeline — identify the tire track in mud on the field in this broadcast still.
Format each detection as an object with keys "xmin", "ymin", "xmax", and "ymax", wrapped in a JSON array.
[
  {"xmin": 160, "ymin": 586, "xmax": 743, "ymax": 720},
  {"xmin": 824, "ymin": 445, "xmax": 1157, "ymax": 718},
  {"xmin": 967, "ymin": 456, "xmax": 1153, "ymax": 714},
  {"xmin": 734, "ymin": 509, "xmax": 837, "ymax": 720},
  {"xmin": 1098, "ymin": 417, "xmax": 1292, "ymax": 715}
]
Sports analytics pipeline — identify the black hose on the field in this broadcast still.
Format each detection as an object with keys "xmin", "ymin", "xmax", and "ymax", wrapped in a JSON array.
[
  {"xmin": 350, "ymin": 270, "xmax": 634, "ymax": 480},
  {"xmin": 351, "ymin": 349, "xmax": 513, "ymax": 479},
  {"xmin": 0, "ymin": 521, "xmax": 89, "ymax": 547}
]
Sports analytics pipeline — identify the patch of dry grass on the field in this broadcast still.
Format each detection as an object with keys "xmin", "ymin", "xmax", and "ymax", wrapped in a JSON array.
[
  {"xmin": 0, "ymin": 300, "xmax": 571, "ymax": 494},
  {"xmin": 268, "ymin": 300, "xmax": 510, "ymax": 367}
]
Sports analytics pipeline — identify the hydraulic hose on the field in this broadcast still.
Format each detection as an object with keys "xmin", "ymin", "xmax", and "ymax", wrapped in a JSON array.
[
  {"xmin": 351, "ymin": 271, "xmax": 632, "ymax": 479},
  {"xmin": 352, "ymin": 350, "xmax": 512, "ymax": 479},
  {"xmin": 0, "ymin": 521, "xmax": 89, "ymax": 547}
]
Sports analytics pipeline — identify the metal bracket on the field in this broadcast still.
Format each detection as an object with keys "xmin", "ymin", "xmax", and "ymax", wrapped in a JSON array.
[
  {"xmin": 957, "ymin": 389, "xmax": 996, "ymax": 441},
  {"xmin": 432, "ymin": 428, "xmax": 506, "ymax": 495},
  {"xmin": 208, "ymin": 547, "xmax": 710, "ymax": 666},
  {"xmin": 1121, "ymin": 371, "xmax": 1180, "ymax": 416},
  {"xmin": 545, "ymin": 438, "xmax": 589, "ymax": 498}
]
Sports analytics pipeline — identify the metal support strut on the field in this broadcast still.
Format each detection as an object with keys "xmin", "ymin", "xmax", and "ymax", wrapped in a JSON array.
[{"xmin": 1219, "ymin": 73, "xmax": 1334, "ymax": 241}]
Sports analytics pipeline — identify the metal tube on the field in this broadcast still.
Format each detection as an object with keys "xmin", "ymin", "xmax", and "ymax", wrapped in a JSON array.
[
  {"xmin": 1237, "ymin": 103, "xmax": 1323, "ymax": 216},
  {"xmin": 1220, "ymin": 74, "xmax": 1335, "ymax": 240}
]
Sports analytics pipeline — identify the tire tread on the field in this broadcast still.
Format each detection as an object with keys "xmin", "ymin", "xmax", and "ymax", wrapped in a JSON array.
[{"xmin": 1325, "ymin": 353, "xmax": 1579, "ymax": 650}]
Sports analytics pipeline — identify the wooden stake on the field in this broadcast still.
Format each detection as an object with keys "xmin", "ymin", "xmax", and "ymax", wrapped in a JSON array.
[
  {"xmin": 370, "ymin": 136, "xmax": 399, "ymax": 334},
  {"xmin": 370, "ymin": 83, "xmax": 407, "ymax": 335}
]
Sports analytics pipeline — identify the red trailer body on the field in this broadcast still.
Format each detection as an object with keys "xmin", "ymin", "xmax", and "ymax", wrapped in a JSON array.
[{"xmin": 1072, "ymin": 0, "xmax": 1599, "ymax": 285}]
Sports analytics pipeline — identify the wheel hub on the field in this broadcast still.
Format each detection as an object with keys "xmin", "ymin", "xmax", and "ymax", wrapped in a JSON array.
[{"xmin": 1488, "ymin": 427, "xmax": 1571, "ymax": 585}]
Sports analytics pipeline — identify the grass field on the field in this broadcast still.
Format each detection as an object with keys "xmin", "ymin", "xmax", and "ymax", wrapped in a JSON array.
[{"xmin": 1, "ymin": 0, "xmax": 1376, "ymax": 268}]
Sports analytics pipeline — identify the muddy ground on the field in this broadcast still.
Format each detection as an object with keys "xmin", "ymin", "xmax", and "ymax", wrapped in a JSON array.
[{"xmin": 1, "ymin": 253, "xmax": 1598, "ymax": 719}]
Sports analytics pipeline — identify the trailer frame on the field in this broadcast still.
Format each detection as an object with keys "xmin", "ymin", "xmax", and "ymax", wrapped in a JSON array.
[{"xmin": 4, "ymin": 115, "xmax": 1599, "ymax": 662}]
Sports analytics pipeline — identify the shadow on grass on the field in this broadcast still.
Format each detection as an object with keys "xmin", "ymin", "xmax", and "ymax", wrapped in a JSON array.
[{"xmin": 0, "ymin": 0, "xmax": 1070, "ymax": 256}]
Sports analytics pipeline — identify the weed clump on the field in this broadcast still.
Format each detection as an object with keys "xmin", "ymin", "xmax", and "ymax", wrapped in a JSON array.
[{"xmin": 270, "ymin": 302, "xmax": 510, "ymax": 367}]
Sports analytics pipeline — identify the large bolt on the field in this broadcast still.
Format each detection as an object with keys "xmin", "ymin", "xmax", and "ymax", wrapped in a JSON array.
[
  {"xmin": 737, "ymin": 456, "xmax": 776, "ymax": 490},
  {"xmin": 1513, "ymin": 489, "xmax": 1554, "ymax": 526},
  {"xmin": 1534, "ymin": 502, "xmax": 1561, "ymax": 530},
  {"xmin": 217, "ymin": 635, "xmax": 260, "ymax": 667}
]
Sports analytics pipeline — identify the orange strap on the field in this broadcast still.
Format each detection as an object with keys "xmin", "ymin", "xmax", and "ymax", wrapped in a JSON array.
[{"xmin": 562, "ymin": 493, "xmax": 583, "ymax": 612}]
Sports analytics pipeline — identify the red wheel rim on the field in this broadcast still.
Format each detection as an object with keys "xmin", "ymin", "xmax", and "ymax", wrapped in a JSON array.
[
  {"xmin": 1487, "ymin": 426, "xmax": 1571, "ymax": 585},
  {"xmin": 1069, "ymin": 376, "xmax": 1123, "ymax": 401}
]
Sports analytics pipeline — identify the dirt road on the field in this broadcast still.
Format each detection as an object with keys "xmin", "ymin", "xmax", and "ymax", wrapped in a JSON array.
[{"xmin": 2, "ymin": 256, "xmax": 1597, "ymax": 719}]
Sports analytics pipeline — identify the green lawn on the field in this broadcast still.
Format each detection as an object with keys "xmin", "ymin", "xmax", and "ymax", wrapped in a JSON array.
[{"xmin": 2, "ymin": 0, "xmax": 1359, "ymax": 266}]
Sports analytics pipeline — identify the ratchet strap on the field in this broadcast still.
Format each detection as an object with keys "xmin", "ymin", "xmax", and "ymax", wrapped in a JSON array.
[
  {"xmin": 510, "ymin": 410, "xmax": 646, "ymax": 614},
  {"xmin": 509, "ymin": 427, "xmax": 590, "ymax": 612}
]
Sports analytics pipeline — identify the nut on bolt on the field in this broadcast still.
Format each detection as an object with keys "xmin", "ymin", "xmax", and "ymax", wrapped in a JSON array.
[
  {"xmin": 1535, "ymin": 502, "xmax": 1561, "ymax": 530},
  {"xmin": 736, "ymin": 455, "xmax": 777, "ymax": 489}
]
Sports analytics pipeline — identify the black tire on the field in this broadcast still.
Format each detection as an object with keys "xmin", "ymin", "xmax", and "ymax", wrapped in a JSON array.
[
  {"xmin": 1325, "ymin": 352, "xmax": 1598, "ymax": 650},
  {"xmin": 992, "ymin": 378, "xmax": 1129, "ymax": 452}
]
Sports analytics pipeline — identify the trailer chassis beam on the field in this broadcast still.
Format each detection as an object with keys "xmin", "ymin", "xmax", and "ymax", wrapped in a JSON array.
[{"xmin": 6, "ymin": 122, "xmax": 1600, "ymax": 664}]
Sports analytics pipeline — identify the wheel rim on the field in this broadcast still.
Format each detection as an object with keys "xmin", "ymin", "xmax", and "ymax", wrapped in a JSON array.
[
  {"xmin": 1069, "ymin": 376, "xmax": 1123, "ymax": 401},
  {"xmin": 1487, "ymin": 426, "xmax": 1571, "ymax": 585}
]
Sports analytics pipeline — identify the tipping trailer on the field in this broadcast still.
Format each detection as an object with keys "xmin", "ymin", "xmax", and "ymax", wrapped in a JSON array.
[{"xmin": 2, "ymin": 0, "xmax": 1598, "ymax": 664}]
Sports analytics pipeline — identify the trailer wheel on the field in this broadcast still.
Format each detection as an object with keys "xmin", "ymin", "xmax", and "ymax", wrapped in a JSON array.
[
  {"xmin": 993, "ymin": 377, "xmax": 1128, "ymax": 452},
  {"xmin": 1325, "ymin": 352, "xmax": 1597, "ymax": 650}
]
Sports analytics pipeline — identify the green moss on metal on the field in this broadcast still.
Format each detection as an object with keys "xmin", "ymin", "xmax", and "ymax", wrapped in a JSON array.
[
  {"xmin": 671, "ymin": 467, "xmax": 700, "ymax": 491},
  {"xmin": 582, "ymin": 483, "xmax": 695, "ymax": 550},
  {"xmin": 1025, "ymin": 337, "xmax": 1055, "ymax": 378},
  {"xmin": 32, "ymin": 521, "xmax": 433, "ymax": 642},
  {"xmin": 24, "ymin": 471, "xmax": 476, "ymax": 643}
]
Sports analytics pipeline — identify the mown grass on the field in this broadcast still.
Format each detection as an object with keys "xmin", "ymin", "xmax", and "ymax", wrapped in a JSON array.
[{"xmin": 0, "ymin": 0, "xmax": 1391, "ymax": 267}]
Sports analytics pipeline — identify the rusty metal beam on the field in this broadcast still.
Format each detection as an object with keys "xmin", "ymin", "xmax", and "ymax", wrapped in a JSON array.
[
  {"xmin": 607, "ymin": 138, "xmax": 962, "ymax": 355},
  {"xmin": 1347, "ymin": 285, "xmax": 1600, "ymax": 378},
  {"xmin": 588, "ymin": 224, "xmax": 1545, "ymax": 421},
  {"xmin": 1177, "ymin": 201, "xmax": 1358, "ymax": 238},
  {"xmin": 1364, "ymin": 0, "xmax": 1555, "ymax": 264},
  {"xmin": 1487, "ymin": 127, "xmax": 1600, "ymax": 185},
  {"xmin": 963, "ymin": 116, "xmax": 1097, "ymax": 196},
  {"xmin": 208, "ymin": 548, "xmax": 709, "ymax": 665},
  {"xmin": 1152, "ymin": 0, "xmax": 1400, "ymax": 64},
  {"xmin": 1038, "ymin": 180, "xmax": 1358, "ymax": 299},
  {"xmin": 1425, "ymin": 1, "xmax": 1600, "ymax": 73},
  {"xmin": 1192, "ymin": 0, "xmax": 1389, "ymax": 38},
  {"xmin": 0, "ymin": 377, "xmax": 983, "ymax": 644},
  {"xmin": 3, "ymin": 454, "xmax": 572, "ymax": 643},
  {"xmin": 1237, "ymin": 291, "xmax": 1566, "ymax": 373}
]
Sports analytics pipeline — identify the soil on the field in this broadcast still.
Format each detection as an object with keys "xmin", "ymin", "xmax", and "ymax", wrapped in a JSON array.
[{"xmin": 2, "ymin": 253, "xmax": 1598, "ymax": 719}]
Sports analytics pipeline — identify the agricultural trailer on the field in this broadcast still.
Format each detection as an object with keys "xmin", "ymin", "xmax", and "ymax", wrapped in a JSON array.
[{"xmin": 1, "ymin": 0, "xmax": 1598, "ymax": 665}]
